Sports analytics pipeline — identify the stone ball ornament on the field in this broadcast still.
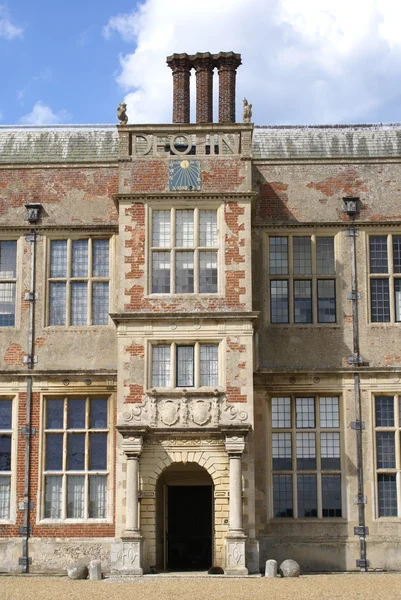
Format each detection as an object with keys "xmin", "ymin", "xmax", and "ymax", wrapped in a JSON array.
[
  {"xmin": 279, "ymin": 559, "xmax": 301, "ymax": 577},
  {"xmin": 67, "ymin": 563, "xmax": 88, "ymax": 579}
]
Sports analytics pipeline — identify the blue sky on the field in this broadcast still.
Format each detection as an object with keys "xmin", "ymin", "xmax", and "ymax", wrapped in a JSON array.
[{"xmin": 1, "ymin": 0, "xmax": 401, "ymax": 126}]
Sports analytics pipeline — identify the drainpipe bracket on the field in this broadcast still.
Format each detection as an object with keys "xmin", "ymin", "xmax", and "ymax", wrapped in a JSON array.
[
  {"xmin": 19, "ymin": 500, "xmax": 34, "ymax": 510},
  {"xmin": 356, "ymin": 559, "xmax": 369, "ymax": 569},
  {"xmin": 345, "ymin": 229, "xmax": 359, "ymax": 237},
  {"xmin": 19, "ymin": 526, "xmax": 32, "ymax": 536},
  {"xmin": 350, "ymin": 421, "xmax": 365, "ymax": 430},
  {"xmin": 21, "ymin": 426, "xmax": 36, "ymax": 436},
  {"xmin": 18, "ymin": 556, "xmax": 32, "ymax": 566},
  {"xmin": 24, "ymin": 292, "xmax": 39, "ymax": 301},
  {"xmin": 346, "ymin": 291, "xmax": 360, "ymax": 300},
  {"xmin": 23, "ymin": 355, "xmax": 38, "ymax": 365},
  {"xmin": 347, "ymin": 355, "xmax": 364, "ymax": 365},
  {"xmin": 354, "ymin": 526, "xmax": 369, "ymax": 536},
  {"xmin": 353, "ymin": 495, "xmax": 367, "ymax": 505}
]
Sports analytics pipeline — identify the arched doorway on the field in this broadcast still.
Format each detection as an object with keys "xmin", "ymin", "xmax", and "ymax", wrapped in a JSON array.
[{"xmin": 156, "ymin": 462, "xmax": 213, "ymax": 571}]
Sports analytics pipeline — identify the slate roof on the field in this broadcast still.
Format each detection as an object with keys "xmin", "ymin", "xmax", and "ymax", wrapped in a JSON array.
[
  {"xmin": 0, "ymin": 125, "xmax": 119, "ymax": 164},
  {"xmin": 1, "ymin": 123, "xmax": 401, "ymax": 164},
  {"xmin": 253, "ymin": 123, "xmax": 401, "ymax": 160}
]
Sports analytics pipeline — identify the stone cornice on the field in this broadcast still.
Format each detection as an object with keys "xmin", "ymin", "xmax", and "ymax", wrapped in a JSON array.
[
  {"xmin": 117, "ymin": 123, "xmax": 252, "ymax": 134},
  {"xmin": 0, "ymin": 224, "xmax": 118, "ymax": 233},
  {"xmin": 111, "ymin": 311, "xmax": 259, "ymax": 322},
  {"xmin": 252, "ymin": 221, "xmax": 401, "ymax": 229},
  {"xmin": 114, "ymin": 192, "xmax": 256, "ymax": 203}
]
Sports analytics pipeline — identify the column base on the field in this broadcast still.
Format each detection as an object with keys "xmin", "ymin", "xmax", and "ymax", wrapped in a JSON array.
[
  {"xmin": 111, "ymin": 534, "xmax": 143, "ymax": 575},
  {"xmin": 225, "ymin": 534, "xmax": 248, "ymax": 576}
]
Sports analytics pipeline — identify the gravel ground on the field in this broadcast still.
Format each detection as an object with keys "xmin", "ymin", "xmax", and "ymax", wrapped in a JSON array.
[{"xmin": 2, "ymin": 573, "xmax": 401, "ymax": 600}]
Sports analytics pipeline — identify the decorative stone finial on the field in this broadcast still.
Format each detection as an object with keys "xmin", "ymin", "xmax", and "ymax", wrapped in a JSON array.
[
  {"xmin": 117, "ymin": 102, "xmax": 128, "ymax": 125},
  {"xmin": 243, "ymin": 98, "xmax": 252, "ymax": 123}
]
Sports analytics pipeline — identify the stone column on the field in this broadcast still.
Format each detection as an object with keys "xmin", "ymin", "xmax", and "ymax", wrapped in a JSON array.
[
  {"xmin": 216, "ymin": 52, "xmax": 242, "ymax": 123},
  {"xmin": 166, "ymin": 53, "xmax": 191, "ymax": 124},
  {"xmin": 195, "ymin": 53, "xmax": 214, "ymax": 123},
  {"xmin": 224, "ymin": 432, "xmax": 248, "ymax": 575},
  {"xmin": 120, "ymin": 434, "xmax": 144, "ymax": 575}
]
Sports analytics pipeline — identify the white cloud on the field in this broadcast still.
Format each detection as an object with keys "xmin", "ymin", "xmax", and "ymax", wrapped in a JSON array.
[
  {"xmin": 0, "ymin": 5, "xmax": 23, "ymax": 39},
  {"xmin": 20, "ymin": 101, "xmax": 70, "ymax": 125},
  {"xmin": 104, "ymin": 0, "xmax": 401, "ymax": 125},
  {"xmin": 17, "ymin": 69, "xmax": 52, "ymax": 105}
]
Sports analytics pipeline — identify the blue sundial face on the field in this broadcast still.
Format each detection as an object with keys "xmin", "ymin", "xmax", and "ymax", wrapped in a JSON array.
[{"xmin": 169, "ymin": 159, "xmax": 201, "ymax": 191}]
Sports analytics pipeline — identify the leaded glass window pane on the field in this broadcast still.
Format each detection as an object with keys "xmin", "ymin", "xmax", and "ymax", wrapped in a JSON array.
[
  {"xmin": 294, "ymin": 280, "xmax": 312, "ymax": 323},
  {"xmin": 320, "ymin": 397, "xmax": 339, "ymax": 428},
  {"xmin": 296, "ymin": 433, "xmax": 316, "ymax": 470},
  {"xmin": 371, "ymin": 279, "xmax": 390, "ymax": 322},
  {"xmin": 0, "ymin": 241, "xmax": 16, "ymax": 278},
  {"xmin": 273, "ymin": 474, "xmax": 293, "ymax": 517},
  {"xmin": 296, "ymin": 398, "xmax": 315, "ymax": 428},
  {"xmin": 67, "ymin": 476, "xmax": 85, "ymax": 518},
  {"xmin": 44, "ymin": 476, "xmax": 62, "ymax": 519},
  {"xmin": 316, "ymin": 238, "xmax": 335, "ymax": 275},
  {"xmin": 45, "ymin": 434, "xmax": 63, "ymax": 470},
  {"xmin": 270, "ymin": 280, "xmax": 289, "ymax": 324},
  {"xmin": 0, "ymin": 283, "xmax": 16, "ymax": 326},
  {"xmin": 175, "ymin": 251, "xmax": 194, "ymax": 293},
  {"xmin": 375, "ymin": 396, "xmax": 394, "ymax": 427},
  {"xmin": 322, "ymin": 475, "xmax": 342, "ymax": 517},
  {"xmin": 68, "ymin": 399, "xmax": 86, "ymax": 429},
  {"xmin": 321, "ymin": 433, "xmax": 341, "ymax": 470},
  {"xmin": 199, "ymin": 251, "xmax": 217, "ymax": 293},
  {"xmin": 272, "ymin": 397, "xmax": 291, "ymax": 428},
  {"xmin": 175, "ymin": 210, "xmax": 194, "ymax": 247},
  {"xmin": 46, "ymin": 400, "xmax": 64, "ymax": 429},
  {"xmin": 152, "ymin": 346, "xmax": 170, "ymax": 387},
  {"xmin": 317, "ymin": 280, "xmax": 336, "ymax": 323},
  {"xmin": 90, "ymin": 399, "xmax": 108, "ymax": 429},
  {"xmin": 272, "ymin": 433, "xmax": 292, "ymax": 470},
  {"xmin": 370, "ymin": 236, "xmax": 388, "ymax": 273},
  {"xmin": 152, "ymin": 211, "xmax": 171, "ymax": 247},
  {"xmin": 0, "ymin": 436, "xmax": 11, "ymax": 471},
  {"xmin": 50, "ymin": 240, "xmax": 67, "ymax": 278},
  {"xmin": 376, "ymin": 432, "xmax": 395, "ymax": 469},
  {"xmin": 49, "ymin": 282, "xmax": 66, "ymax": 326},
  {"xmin": 378, "ymin": 474, "xmax": 397, "ymax": 517},
  {"xmin": 200, "ymin": 211, "xmax": 217, "ymax": 247},
  {"xmin": 71, "ymin": 282, "xmax": 87, "ymax": 326},
  {"xmin": 89, "ymin": 475, "xmax": 107, "ymax": 518},
  {"xmin": 152, "ymin": 251, "xmax": 170, "ymax": 293},
  {"xmin": 395, "ymin": 280, "xmax": 401, "ymax": 322},
  {"xmin": 0, "ymin": 401, "xmax": 12, "ymax": 430},
  {"xmin": 269, "ymin": 237, "xmax": 288, "ymax": 275},
  {"xmin": 93, "ymin": 240, "xmax": 109, "ymax": 277},
  {"xmin": 72, "ymin": 240, "xmax": 88, "ymax": 277},
  {"xmin": 177, "ymin": 346, "xmax": 194, "ymax": 387},
  {"xmin": 293, "ymin": 237, "xmax": 312, "ymax": 275},
  {"xmin": 89, "ymin": 433, "xmax": 107, "ymax": 470},
  {"xmin": 0, "ymin": 476, "xmax": 10, "ymax": 519},
  {"xmin": 297, "ymin": 475, "xmax": 317, "ymax": 517},
  {"xmin": 67, "ymin": 433, "xmax": 85, "ymax": 470},
  {"xmin": 200, "ymin": 345, "xmax": 218, "ymax": 386},
  {"xmin": 92, "ymin": 282, "xmax": 109, "ymax": 325}
]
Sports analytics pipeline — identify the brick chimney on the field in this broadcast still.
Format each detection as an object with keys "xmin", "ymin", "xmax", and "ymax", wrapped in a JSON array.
[
  {"xmin": 194, "ymin": 52, "xmax": 214, "ymax": 123},
  {"xmin": 216, "ymin": 52, "xmax": 242, "ymax": 123},
  {"xmin": 166, "ymin": 53, "xmax": 191, "ymax": 124}
]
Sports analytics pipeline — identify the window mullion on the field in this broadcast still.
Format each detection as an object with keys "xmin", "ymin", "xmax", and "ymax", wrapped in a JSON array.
[
  {"xmin": 288, "ymin": 237, "xmax": 294, "ymax": 323},
  {"xmin": 66, "ymin": 240, "xmax": 72, "ymax": 326},
  {"xmin": 88, "ymin": 239, "xmax": 93, "ymax": 325},
  {"xmin": 194, "ymin": 342, "xmax": 200, "ymax": 388},
  {"xmin": 171, "ymin": 343, "xmax": 176, "ymax": 388},
  {"xmin": 317, "ymin": 472, "xmax": 322, "ymax": 518}
]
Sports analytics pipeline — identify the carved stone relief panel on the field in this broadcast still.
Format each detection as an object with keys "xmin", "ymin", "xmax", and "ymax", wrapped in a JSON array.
[{"xmin": 121, "ymin": 394, "xmax": 249, "ymax": 428}]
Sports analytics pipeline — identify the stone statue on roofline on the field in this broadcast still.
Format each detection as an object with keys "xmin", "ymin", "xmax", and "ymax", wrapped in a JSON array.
[
  {"xmin": 117, "ymin": 102, "xmax": 128, "ymax": 125},
  {"xmin": 243, "ymin": 98, "xmax": 252, "ymax": 123}
]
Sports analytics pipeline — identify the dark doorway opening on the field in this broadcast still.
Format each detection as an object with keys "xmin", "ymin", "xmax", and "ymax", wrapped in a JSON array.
[{"xmin": 167, "ymin": 485, "xmax": 212, "ymax": 571}]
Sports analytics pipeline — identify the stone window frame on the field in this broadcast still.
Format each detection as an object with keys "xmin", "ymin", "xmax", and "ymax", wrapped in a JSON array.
[
  {"xmin": 147, "ymin": 204, "xmax": 223, "ymax": 296},
  {"xmin": 265, "ymin": 233, "xmax": 338, "ymax": 326},
  {"xmin": 0, "ymin": 396, "xmax": 17, "ymax": 524},
  {"xmin": 38, "ymin": 394, "xmax": 113, "ymax": 523},
  {"xmin": 367, "ymin": 233, "xmax": 401, "ymax": 324},
  {"xmin": 373, "ymin": 393, "xmax": 401, "ymax": 518},
  {"xmin": 45, "ymin": 235, "xmax": 114, "ymax": 328},
  {"xmin": 147, "ymin": 340, "xmax": 223, "ymax": 390},
  {"xmin": 0, "ymin": 239, "xmax": 19, "ymax": 329},
  {"xmin": 267, "ymin": 394, "xmax": 345, "ymax": 520}
]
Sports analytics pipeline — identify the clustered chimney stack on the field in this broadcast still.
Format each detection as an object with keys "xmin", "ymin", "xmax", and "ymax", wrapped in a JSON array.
[{"xmin": 166, "ymin": 52, "xmax": 242, "ymax": 124}]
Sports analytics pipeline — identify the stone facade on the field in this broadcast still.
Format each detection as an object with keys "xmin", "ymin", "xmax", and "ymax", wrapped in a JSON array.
[{"xmin": 0, "ymin": 53, "xmax": 401, "ymax": 575}]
